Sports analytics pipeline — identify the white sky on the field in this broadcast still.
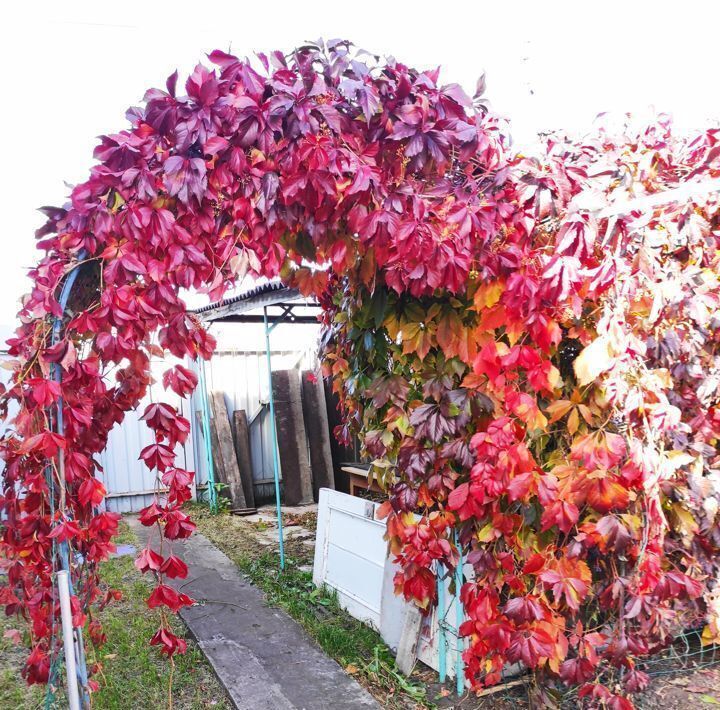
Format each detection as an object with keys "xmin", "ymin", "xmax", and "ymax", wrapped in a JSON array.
[{"xmin": 0, "ymin": 0, "xmax": 717, "ymax": 337}]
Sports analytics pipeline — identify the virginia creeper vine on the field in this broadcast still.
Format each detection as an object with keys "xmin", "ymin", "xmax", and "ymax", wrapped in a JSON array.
[{"xmin": 1, "ymin": 42, "xmax": 719, "ymax": 708}]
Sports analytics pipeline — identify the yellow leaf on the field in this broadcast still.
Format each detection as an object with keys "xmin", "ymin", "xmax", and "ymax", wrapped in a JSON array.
[
  {"xmin": 546, "ymin": 400, "xmax": 574, "ymax": 423},
  {"xmin": 577, "ymin": 404, "xmax": 595, "ymax": 425},
  {"xmin": 401, "ymin": 322, "xmax": 420, "ymax": 342},
  {"xmin": 567, "ymin": 407, "xmax": 579, "ymax": 435},
  {"xmin": 505, "ymin": 321, "xmax": 525, "ymax": 346},
  {"xmin": 474, "ymin": 280, "xmax": 504, "ymax": 310},
  {"xmin": 394, "ymin": 415, "xmax": 411, "ymax": 436},
  {"xmin": 547, "ymin": 365, "xmax": 561, "ymax": 390},
  {"xmin": 665, "ymin": 450, "xmax": 696, "ymax": 470},
  {"xmin": 345, "ymin": 663, "xmax": 359, "ymax": 675},
  {"xmin": 476, "ymin": 523, "xmax": 496, "ymax": 542},
  {"xmin": 702, "ymin": 624, "xmax": 720, "ymax": 646},
  {"xmin": 672, "ymin": 502, "xmax": 699, "ymax": 537},
  {"xmin": 383, "ymin": 314, "xmax": 400, "ymax": 340},
  {"xmin": 404, "ymin": 303, "xmax": 426, "ymax": 322},
  {"xmin": 426, "ymin": 303, "xmax": 442, "ymax": 320},
  {"xmin": 573, "ymin": 335, "xmax": 615, "ymax": 387}
]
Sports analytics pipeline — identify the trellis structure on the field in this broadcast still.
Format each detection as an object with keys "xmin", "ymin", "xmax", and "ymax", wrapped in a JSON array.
[{"xmin": 2, "ymin": 40, "xmax": 720, "ymax": 710}]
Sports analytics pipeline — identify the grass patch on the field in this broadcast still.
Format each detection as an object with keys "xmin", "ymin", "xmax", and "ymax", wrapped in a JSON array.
[
  {"xmin": 0, "ymin": 521, "xmax": 230, "ymax": 710},
  {"xmin": 189, "ymin": 504, "xmax": 431, "ymax": 709}
]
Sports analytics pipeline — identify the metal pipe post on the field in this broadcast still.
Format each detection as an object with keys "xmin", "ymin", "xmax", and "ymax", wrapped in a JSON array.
[
  {"xmin": 197, "ymin": 359, "xmax": 218, "ymax": 513},
  {"xmin": 263, "ymin": 307, "xmax": 285, "ymax": 570},
  {"xmin": 51, "ymin": 255, "xmax": 90, "ymax": 706},
  {"xmin": 437, "ymin": 562, "xmax": 446, "ymax": 683},
  {"xmin": 454, "ymin": 531, "xmax": 465, "ymax": 696},
  {"xmin": 57, "ymin": 571, "xmax": 81, "ymax": 710}
]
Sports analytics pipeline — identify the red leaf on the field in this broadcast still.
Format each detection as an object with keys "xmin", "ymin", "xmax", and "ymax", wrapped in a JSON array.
[
  {"xmin": 48, "ymin": 519, "xmax": 83, "ymax": 543},
  {"xmin": 539, "ymin": 558, "xmax": 592, "ymax": 611},
  {"xmin": 541, "ymin": 500, "xmax": 579, "ymax": 534},
  {"xmin": 147, "ymin": 584, "xmax": 194, "ymax": 613},
  {"xmin": 139, "ymin": 443, "xmax": 176, "ymax": 472},
  {"xmin": 150, "ymin": 627, "xmax": 188, "ymax": 656},
  {"xmin": 27, "ymin": 378, "xmax": 62, "ymax": 408},
  {"xmin": 160, "ymin": 555, "xmax": 188, "ymax": 579},
  {"xmin": 78, "ymin": 477, "xmax": 107, "ymax": 508},
  {"xmin": 163, "ymin": 509, "xmax": 196, "ymax": 540},
  {"xmin": 522, "ymin": 553, "xmax": 546, "ymax": 576},
  {"xmin": 447, "ymin": 482, "xmax": 469, "ymax": 511},
  {"xmin": 586, "ymin": 475, "xmax": 629, "ymax": 513},
  {"xmin": 162, "ymin": 365, "xmax": 198, "ymax": 397},
  {"xmin": 135, "ymin": 547, "xmax": 164, "ymax": 573},
  {"xmin": 138, "ymin": 503, "xmax": 164, "ymax": 527}
]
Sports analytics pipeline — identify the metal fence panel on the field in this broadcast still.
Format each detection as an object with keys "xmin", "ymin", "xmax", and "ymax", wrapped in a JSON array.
[
  {"xmin": 189, "ymin": 349, "xmax": 316, "ymax": 503},
  {"xmin": 99, "ymin": 357, "xmax": 197, "ymax": 513}
]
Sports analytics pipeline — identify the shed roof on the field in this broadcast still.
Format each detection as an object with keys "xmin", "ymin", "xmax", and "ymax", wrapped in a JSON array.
[{"xmin": 194, "ymin": 281, "xmax": 320, "ymax": 324}]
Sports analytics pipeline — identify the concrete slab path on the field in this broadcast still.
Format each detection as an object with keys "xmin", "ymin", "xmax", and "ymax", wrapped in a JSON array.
[{"xmin": 129, "ymin": 518, "xmax": 379, "ymax": 710}]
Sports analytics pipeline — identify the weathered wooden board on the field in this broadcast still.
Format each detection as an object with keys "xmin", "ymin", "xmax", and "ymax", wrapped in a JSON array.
[
  {"xmin": 271, "ymin": 370, "xmax": 313, "ymax": 505},
  {"xmin": 301, "ymin": 371, "xmax": 335, "ymax": 501},
  {"xmin": 396, "ymin": 605, "xmax": 423, "ymax": 675},
  {"xmin": 232, "ymin": 409, "xmax": 256, "ymax": 509},
  {"xmin": 209, "ymin": 391, "xmax": 247, "ymax": 509}
]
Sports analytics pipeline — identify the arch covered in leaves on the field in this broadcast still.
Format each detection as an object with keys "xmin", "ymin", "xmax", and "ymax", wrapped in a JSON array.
[{"xmin": 2, "ymin": 41, "xmax": 720, "ymax": 706}]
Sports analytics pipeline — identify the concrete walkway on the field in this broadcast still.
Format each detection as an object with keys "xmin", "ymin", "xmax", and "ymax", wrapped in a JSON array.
[{"xmin": 129, "ymin": 518, "xmax": 379, "ymax": 710}]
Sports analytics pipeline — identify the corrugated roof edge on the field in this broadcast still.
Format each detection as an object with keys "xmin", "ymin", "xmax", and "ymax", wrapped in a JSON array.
[{"xmin": 193, "ymin": 281, "xmax": 294, "ymax": 315}]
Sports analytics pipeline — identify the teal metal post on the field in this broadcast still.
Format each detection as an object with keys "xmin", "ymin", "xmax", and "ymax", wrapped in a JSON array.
[
  {"xmin": 437, "ymin": 562, "xmax": 447, "ymax": 683},
  {"xmin": 197, "ymin": 359, "xmax": 218, "ymax": 513},
  {"xmin": 454, "ymin": 531, "xmax": 464, "ymax": 696},
  {"xmin": 263, "ymin": 306, "xmax": 285, "ymax": 570},
  {"xmin": 51, "ymin": 254, "xmax": 90, "ymax": 708}
]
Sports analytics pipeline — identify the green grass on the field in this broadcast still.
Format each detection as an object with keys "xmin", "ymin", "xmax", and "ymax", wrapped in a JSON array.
[
  {"xmin": 0, "ymin": 522, "xmax": 230, "ymax": 710},
  {"xmin": 189, "ymin": 506, "xmax": 431, "ymax": 709},
  {"xmin": 243, "ymin": 553, "xmax": 429, "ymax": 706}
]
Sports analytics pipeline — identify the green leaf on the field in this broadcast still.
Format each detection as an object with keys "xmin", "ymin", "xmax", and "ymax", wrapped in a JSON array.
[{"xmin": 371, "ymin": 289, "xmax": 388, "ymax": 328}]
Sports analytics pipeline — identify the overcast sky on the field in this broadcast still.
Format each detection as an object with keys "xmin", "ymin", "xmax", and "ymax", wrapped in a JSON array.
[{"xmin": 0, "ymin": 0, "xmax": 717, "ymax": 335}]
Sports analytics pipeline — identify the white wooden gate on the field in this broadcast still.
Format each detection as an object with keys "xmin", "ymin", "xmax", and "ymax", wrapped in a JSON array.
[{"xmin": 313, "ymin": 488, "xmax": 469, "ymax": 679}]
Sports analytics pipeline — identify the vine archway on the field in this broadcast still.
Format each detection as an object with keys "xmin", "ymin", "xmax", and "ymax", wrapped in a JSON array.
[{"xmin": 2, "ymin": 41, "xmax": 720, "ymax": 708}]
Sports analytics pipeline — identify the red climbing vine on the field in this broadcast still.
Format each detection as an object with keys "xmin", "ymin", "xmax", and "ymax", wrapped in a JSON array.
[{"xmin": 1, "ymin": 40, "xmax": 719, "ymax": 707}]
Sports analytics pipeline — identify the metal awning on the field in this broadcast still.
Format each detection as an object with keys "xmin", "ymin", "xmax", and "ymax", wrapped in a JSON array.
[{"xmin": 194, "ymin": 281, "xmax": 320, "ymax": 324}]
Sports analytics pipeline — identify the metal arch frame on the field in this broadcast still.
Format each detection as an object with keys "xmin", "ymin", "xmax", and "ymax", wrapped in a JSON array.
[
  {"xmin": 50, "ymin": 253, "xmax": 91, "ymax": 708},
  {"xmin": 41, "ymin": 176, "xmax": 720, "ymax": 701}
]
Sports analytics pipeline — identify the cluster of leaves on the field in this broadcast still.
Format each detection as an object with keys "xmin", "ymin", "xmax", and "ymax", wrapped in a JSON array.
[
  {"xmin": 0, "ymin": 39, "xmax": 510, "ymax": 695},
  {"xmin": 0, "ymin": 38, "xmax": 718, "ymax": 708},
  {"xmin": 322, "ymin": 119, "xmax": 720, "ymax": 706}
]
